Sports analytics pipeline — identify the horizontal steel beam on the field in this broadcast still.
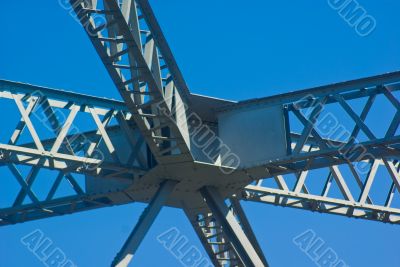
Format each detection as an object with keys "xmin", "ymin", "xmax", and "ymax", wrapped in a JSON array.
[
  {"xmin": 240, "ymin": 82, "xmax": 400, "ymax": 180},
  {"xmin": 0, "ymin": 189, "xmax": 133, "ymax": 226},
  {"xmin": 244, "ymin": 185, "xmax": 400, "ymax": 224},
  {"xmin": 0, "ymin": 79, "xmax": 127, "ymax": 111},
  {"xmin": 0, "ymin": 79, "xmax": 149, "ymax": 226},
  {"xmin": 219, "ymin": 71, "xmax": 400, "ymax": 112},
  {"xmin": 243, "ymin": 158, "xmax": 400, "ymax": 224}
]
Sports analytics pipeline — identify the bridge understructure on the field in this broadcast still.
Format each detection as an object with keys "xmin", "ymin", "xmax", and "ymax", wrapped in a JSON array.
[{"xmin": 1, "ymin": 0, "xmax": 399, "ymax": 266}]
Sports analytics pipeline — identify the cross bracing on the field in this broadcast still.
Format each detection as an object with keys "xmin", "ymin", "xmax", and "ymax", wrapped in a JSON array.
[{"xmin": 1, "ymin": 0, "xmax": 399, "ymax": 266}]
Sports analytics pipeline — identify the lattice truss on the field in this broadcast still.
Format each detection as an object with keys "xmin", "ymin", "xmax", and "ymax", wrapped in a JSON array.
[
  {"xmin": 185, "ymin": 197, "xmax": 268, "ymax": 267},
  {"xmin": 188, "ymin": 210, "xmax": 243, "ymax": 267},
  {"xmin": 243, "ymin": 82, "xmax": 400, "ymax": 224},
  {"xmin": 2, "ymin": 0, "xmax": 400, "ymax": 266},
  {"xmin": 0, "ymin": 83, "xmax": 148, "ymax": 225},
  {"xmin": 70, "ymin": 0, "xmax": 193, "ymax": 161}
]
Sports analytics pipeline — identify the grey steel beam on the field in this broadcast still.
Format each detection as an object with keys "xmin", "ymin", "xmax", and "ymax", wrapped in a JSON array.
[
  {"xmin": 0, "ymin": 79, "xmax": 128, "ymax": 111},
  {"xmin": 136, "ymin": 0, "xmax": 191, "ymax": 103},
  {"xmin": 1, "ymin": 76, "xmax": 399, "ymax": 228},
  {"xmin": 0, "ymin": 80, "xmax": 149, "ymax": 226},
  {"xmin": 0, "ymin": 87, "xmax": 146, "ymax": 178},
  {"xmin": 2, "ymin": 2, "xmax": 399, "ymax": 267},
  {"xmin": 239, "ymin": 81, "xmax": 400, "ymax": 181},
  {"xmin": 0, "ymin": 190, "xmax": 132, "ymax": 226},
  {"xmin": 241, "ymin": 84, "xmax": 400, "ymax": 223},
  {"xmin": 5, "ymin": 78, "xmax": 398, "ymax": 182},
  {"xmin": 111, "ymin": 180, "xmax": 178, "ymax": 267},
  {"xmin": 243, "ymin": 160, "xmax": 400, "ymax": 224},
  {"xmin": 230, "ymin": 198, "xmax": 269, "ymax": 267},
  {"xmin": 218, "ymin": 71, "xmax": 400, "ymax": 113},
  {"xmin": 243, "ymin": 139, "xmax": 400, "ymax": 181},
  {"xmin": 244, "ymin": 184, "xmax": 400, "ymax": 224},
  {"xmin": 183, "ymin": 205, "xmax": 234, "ymax": 267},
  {"xmin": 70, "ymin": 0, "xmax": 193, "ymax": 163},
  {"xmin": 201, "ymin": 187, "xmax": 267, "ymax": 267}
]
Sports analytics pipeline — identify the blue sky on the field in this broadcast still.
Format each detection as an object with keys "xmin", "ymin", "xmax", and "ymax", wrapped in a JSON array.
[{"xmin": 1, "ymin": 0, "xmax": 400, "ymax": 266}]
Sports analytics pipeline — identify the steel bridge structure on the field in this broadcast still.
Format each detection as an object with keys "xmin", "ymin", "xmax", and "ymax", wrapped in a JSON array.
[{"xmin": 1, "ymin": 1, "xmax": 399, "ymax": 266}]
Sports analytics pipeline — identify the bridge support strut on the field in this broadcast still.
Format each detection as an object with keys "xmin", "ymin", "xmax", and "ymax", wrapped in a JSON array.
[{"xmin": 112, "ymin": 180, "xmax": 177, "ymax": 267}]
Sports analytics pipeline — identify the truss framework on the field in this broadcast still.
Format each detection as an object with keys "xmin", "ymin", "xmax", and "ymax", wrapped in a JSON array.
[
  {"xmin": 1, "ymin": 0, "xmax": 399, "ymax": 266},
  {"xmin": 0, "ymin": 80, "xmax": 147, "ymax": 226},
  {"xmin": 1, "ymin": 72, "xmax": 399, "ymax": 265},
  {"xmin": 244, "ymin": 159, "xmax": 400, "ymax": 224},
  {"xmin": 70, "ymin": 0, "xmax": 193, "ymax": 163},
  {"xmin": 184, "ymin": 190, "xmax": 269, "ymax": 267},
  {"xmin": 235, "ymin": 73, "xmax": 400, "ymax": 181}
]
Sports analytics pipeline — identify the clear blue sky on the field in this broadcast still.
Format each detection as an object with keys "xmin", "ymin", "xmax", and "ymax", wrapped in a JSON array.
[{"xmin": 1, "ymin": 0, "xmax": 400, "ymax": 266}]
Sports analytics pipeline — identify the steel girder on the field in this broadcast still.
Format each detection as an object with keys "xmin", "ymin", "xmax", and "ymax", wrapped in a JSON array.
[
  {"xmin": 2, "ymin": 1, "xmax": 400, "ymax": 266},
  {"xmin": 69, "ymin": 0, "xmax": 193, "ymax": 164},
  {"xmin": 183, "ymin": 193, "xmax": 268, "ymax": 267},
  {"xmin": 1, "ymin": 71, "xmax": 399, "ymax": 265},
  {"xmin": 0, "ymin": 80, "xmax": 149, "ymax": 226},
  {"xmin": 112, "ymin": 180, "xmax": 178, "ymax": 267},
  {"xmin": 226, "ymin": 71, "xmax": 400, "ymax": 180},
  {"xmin": 236, "ymin": 73, "xmax": 400, "ymax": 224},
  {"xmin": 243, "ymin": 158, "xmax": 400, "ymax": 224}
]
